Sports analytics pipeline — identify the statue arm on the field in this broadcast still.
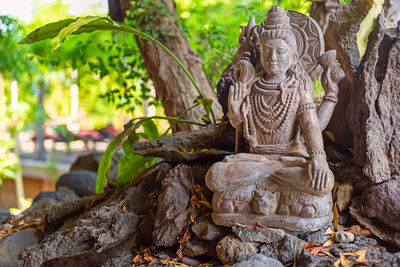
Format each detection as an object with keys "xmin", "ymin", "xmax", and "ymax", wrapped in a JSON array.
[
  {"xmin": 298, "ymin": 89, "xmax": 334, "ymax": 193},
  {"xmin": 317, "ymin": 67, "xmax": 340, "ymax": 130}
]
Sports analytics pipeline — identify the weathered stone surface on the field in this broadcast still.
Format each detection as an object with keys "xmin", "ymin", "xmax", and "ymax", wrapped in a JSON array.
[
  {"xmin": 233, "ymin": 253, "xmax": 284, "ymax": 267},
  {"xmin": 299, "ymin": 228, "xmax": 330, "ymax": 246},
  {"xmin": 153, "ymin": 164, "xmax": 194, "ymax": 247},
  {"xmin": 0, "ymin": 229, "xmax": 38, "ymax": 267},
  {"xmin": 348, "ymin": 15, "xmax": 400, "ymax": 184},
  {"xmin": 325, "ymin": 0, "xmax": 375, "ymax": 149},
  {"xmin": 334, "ymin": 231, "xmax": 354, "ymax": 243},
  {"xmin": 258, "ymin": 233, "xmax": 305, "ymax": 264},
  {"xmin": 181, "ymin": 239, "xmax": 217, "ymax": 258},
  {"xmin": 0, "ymin": 210, "xmax": 9, "ymax": 224},
  {"xmin": 362, "ymin": 179, "xmax": 400, "ymax": 231},
  {"xmin": 232, "ymin": 226, "xmax": 285, "ymax": 243},
  {"xmin": 350, "ymin": 197, "xmax": 400, "ymax": 247},
  {"xmin": 191, "ymin": 216, "xmax": 228, "ymax": 241},
  {"xmin": 336, "ymin": 183, "xmax": 353, "ymax": 211},
  {"xmin": 216, "ymin": 234, "xmax": 258, "ymax": 264},
  {"xmin": 101, "ymin": 250, "xmax": 132, "ymax": 267}
]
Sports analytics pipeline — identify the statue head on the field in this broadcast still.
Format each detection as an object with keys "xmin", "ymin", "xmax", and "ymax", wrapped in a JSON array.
[{"xmin": 258, "ymin": 6, "xmax": 297, "ymax": 79}]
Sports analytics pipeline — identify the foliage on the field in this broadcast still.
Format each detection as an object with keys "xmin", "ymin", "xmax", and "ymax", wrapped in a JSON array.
[
  {"xmin": 0, "ymin": 140, "xmax": 18, "ymax": 185},
  {"xmin": 176, "ymin": 0, "xmax": 312, "ymax": 87}
]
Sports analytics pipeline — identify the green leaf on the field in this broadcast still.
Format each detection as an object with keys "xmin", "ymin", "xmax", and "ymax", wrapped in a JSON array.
[
  {"xmin": 142, "ymin": 119, "xmax": 159, "ymax": 140},
  {"xmin": 96, "ymin": 121, "xmax": 135, "ymax": 193},
  {"xmin": 18, "ymin": 18, "xmax": 75, "ymax": 44},
  {"xmin": 52, "ymin": 16, "xmax": 103, "ymax": 51},
  {"xmin": 115, "ymin": 154, "xmax": 151, "ymax": 187}
]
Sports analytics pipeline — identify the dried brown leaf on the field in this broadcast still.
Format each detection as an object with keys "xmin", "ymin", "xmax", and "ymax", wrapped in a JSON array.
[
  {"xmin": 178, "ymin": 227, "xmax": 191, "ymax": 244},
  {"xmin": 333, "ymin": 204, "xmax": 339, "ymax": 229},
  {"xmin": 323, "ymin": 237, "xmax": 335, "ymax": 248},
  {"xmin": 187, "ymin": 212, "xmax": 196, "ymax": 224},
  {"xmin": 320, "ymin": 249, "xmax": 334, "ymax": 258},
  {"xmin": 176, "ymin": 248, "xmax": 183, "ymax": 259},
  {"xmin": 340, "ymin": 253, "xmax": 354, "ymax": 267},
  {"xmin": 325, "ymin": 226, "xmax": 335, "ymax": 235}
]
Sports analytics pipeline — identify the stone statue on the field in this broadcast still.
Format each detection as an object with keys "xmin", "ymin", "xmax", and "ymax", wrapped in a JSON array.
[{"xmin": 206, "ymin": 6, "xmax": 345, "ymax": 231}]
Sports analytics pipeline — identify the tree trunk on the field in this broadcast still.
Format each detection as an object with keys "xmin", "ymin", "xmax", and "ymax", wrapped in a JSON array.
[
  {"xmin": 36, "ymin": 82, "xmax": 46, "ymax": 160},
  {"xmin": 308, "ymin": 0, "xmax": 343, "ymax": 33},
  {"xmin": 108, "ymin": 0, "xmax": 222, "ymax": 132}
]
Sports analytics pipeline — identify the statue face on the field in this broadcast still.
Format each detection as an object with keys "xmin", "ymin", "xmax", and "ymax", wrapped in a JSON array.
[{"xmin": 260, "ymin": 39, "xmax": 294, "ymax": 78}]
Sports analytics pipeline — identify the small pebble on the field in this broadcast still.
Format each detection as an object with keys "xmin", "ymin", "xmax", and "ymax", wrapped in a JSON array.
[{"xmin": 334, "ymin": 231, "xmax": 355, "ymax": 243}]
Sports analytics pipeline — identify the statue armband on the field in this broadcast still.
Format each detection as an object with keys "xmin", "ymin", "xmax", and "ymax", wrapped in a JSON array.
[{"xmin": 296, "ymin": 102, "xmax": 316, "ymax": 117}]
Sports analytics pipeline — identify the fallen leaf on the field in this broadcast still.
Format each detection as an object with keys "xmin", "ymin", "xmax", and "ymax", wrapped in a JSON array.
[
  {"xmin": 159, "ymin": 256, "xmax": 170, "ymax": 264},
  {"xmin": 349, "ymin": 225, "xmax": 372, "ymax": 237},
  {"xmin": 373, "ymin": 248, "xmax": 379, "ymax": 252},
  {"xmin": 340, "ymin": 253, "xmax": 354, "ymax": 267},
  {"xmin": 333, "ymin": 258, "xmax": 340, "ymax": 267},
  {"xmin": 143, "ymin": 256, "xmax": 156, "ymax": 265},
  {"xmin": 190, "ymin": 195, "xmax": 201, "ymax": 208},
  {"xmin": 333, "ymin": 204, "xmax": 339, "ymax": 229},
  {"xmin": 304, "ymin": 242, "xmax": 323, "ymax": 256},
  {"xmin": 323, "ymin": 237, "xmax": 335, "ymax": 248},
  {"xmin": 320, "ymin": 249, "xmax": 334, "ymax": 258},
  {"xmin": 198, "ymin": 200, "xmax": 213, "ymax": 209},
  {"xmin": 176, "ymin": 248, "xmax": 183, "ymax": 259},
  {"xmin": 325, "ymin": 226, "xmax": 335, "ymax": 236},
  {"xmin": 187, "ymin": 212, "xmax": 196, "ymax": 224},
  {"xmin": 178, "ymin": 227, "xmax": 191, "ymax": 244}
]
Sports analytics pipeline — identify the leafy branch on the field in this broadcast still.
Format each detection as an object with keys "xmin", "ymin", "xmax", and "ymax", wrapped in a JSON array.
[{"xmin": 20, "ymin": 16, "xmax": 215, "ymax": 123}]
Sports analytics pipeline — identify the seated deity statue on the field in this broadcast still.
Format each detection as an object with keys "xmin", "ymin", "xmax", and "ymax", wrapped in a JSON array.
[{"xmin": 206, "ymin": 6, "xmax": 345, "ymax": 231}]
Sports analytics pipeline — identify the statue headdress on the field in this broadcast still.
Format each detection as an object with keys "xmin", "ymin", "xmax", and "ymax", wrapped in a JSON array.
[{"xmin": 258, "ymin": 6, "xmax": 297, "ymax": 53}]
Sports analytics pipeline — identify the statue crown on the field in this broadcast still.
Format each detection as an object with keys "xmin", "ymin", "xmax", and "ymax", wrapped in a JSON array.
[{"xmin": 262, "ymin": 5, "xmax": 292, "ymax": 30}]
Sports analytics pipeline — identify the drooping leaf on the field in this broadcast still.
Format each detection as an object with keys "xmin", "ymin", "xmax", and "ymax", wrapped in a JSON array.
[
  {"xmin": 18, "ymin": 18, "xmax": 75, "ymax": 44},
  {"xmin": 142, "ymin": 119, "xmax": 159, "ymax": 140},
  {"xmin": 96, "ymin": 121, "xmax": 135, "ymax": 193},
  {"xmin": 116, "ymin": 153, "xmax": 150, "ymax": 186}
]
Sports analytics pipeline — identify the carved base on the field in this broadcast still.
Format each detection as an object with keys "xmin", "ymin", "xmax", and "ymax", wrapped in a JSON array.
[{"xmin": 212, "ymin": 212, "xmax": 333, "ymax": 232}]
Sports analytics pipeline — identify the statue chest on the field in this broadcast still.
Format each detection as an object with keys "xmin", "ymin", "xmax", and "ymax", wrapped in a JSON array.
[{"xmin": 246, "ymin": 87, "xmax": 300, "ymax": 146}]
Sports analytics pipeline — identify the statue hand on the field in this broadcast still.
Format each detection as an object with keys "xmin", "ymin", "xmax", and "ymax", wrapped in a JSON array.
[
  {"xmin": 228, "ymin": 82, "xmax": 246, "ymax": 128},
  {"xmin": 321, "ymin": 67, "xmax": 338, "ymax": 96},
  {"xmin": 307, "ymin": 156, "xmax": 333, "ymax": 192}
]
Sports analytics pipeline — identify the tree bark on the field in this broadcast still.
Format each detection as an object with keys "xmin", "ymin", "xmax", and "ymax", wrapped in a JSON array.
[{"xmin": 108, "ymin": 0, "xmax": 222, "ymax": 132}]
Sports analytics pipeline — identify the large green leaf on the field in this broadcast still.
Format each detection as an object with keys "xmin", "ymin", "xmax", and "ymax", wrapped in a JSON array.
[
  {"xmin": 19, "ymin": 19, "xmax": 75, "ymax": 44},
  {"xmin": 96, "ymin": 121, "xmax": 135, "ymax": 193},
  {"xmin": 116, "ymin": 154, "xmax": 151, "ymax": 187}
]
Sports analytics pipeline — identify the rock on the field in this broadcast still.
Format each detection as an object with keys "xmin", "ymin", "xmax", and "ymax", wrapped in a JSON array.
[
  {"xmin": 325, "ymin": 0, "xmax": 375, "ymax": 149},
  {"xmin": 216, "ymin": 234, "xmax": 258, "ymax": 264},
  {"xmin": 299, "ymin": 228, "xmax": 330, "ymax": 246},
  {"xmin": 348, "ymin": 14, "xmax": 400, "ymax": 184},
  {"xmin": 0, "ymin": 229, "xmax": 39, "ymax": 266},
  {"xmin": 363, "ymin": 178, "xmax": 400, "ymax": 231},
  {"xmin": 259, "ymin": 233, "xmax": 305, "ymax": 264},
  {"xmin": 0, "ymin": 210, "xmax": 9, "ymax": 224},
  {"xmin": 232, "ymin": 226, "xmax": 284, "ymax": 243},
  {"xmin": 181, "ymin": 239, "xmax": 217, "ymax": 258},
  {"xmin": 191, "ymin": 216, "xmax": 228, "ymax": 241},
  {"xmin": 152, "ymin": 165, "xmax": 194, "ymax": 247},
  {"xmin": 70, "ymin": 151, "xmax": 123, "ymax": 181},
  {"xmin": 233, "ymin": 253, "xmax": 284, "ymax": 267},
  {"xmin": 350, "ymin": 197, "xmax": 400, "ymax": 247},
  {"xmin": 336, "ymin": 183, "xmax": 353, "ymax": 211},
  {"xmin": 334, "ymin": 231, "xmax": 354, "ymax": 243},
  {"xmin": 101, "ymin": 250, "xmax": 132, "ymax": 267},
  {"xmin": 56, "ymin": 171, "xmax": 97, "ymax": 197}
]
